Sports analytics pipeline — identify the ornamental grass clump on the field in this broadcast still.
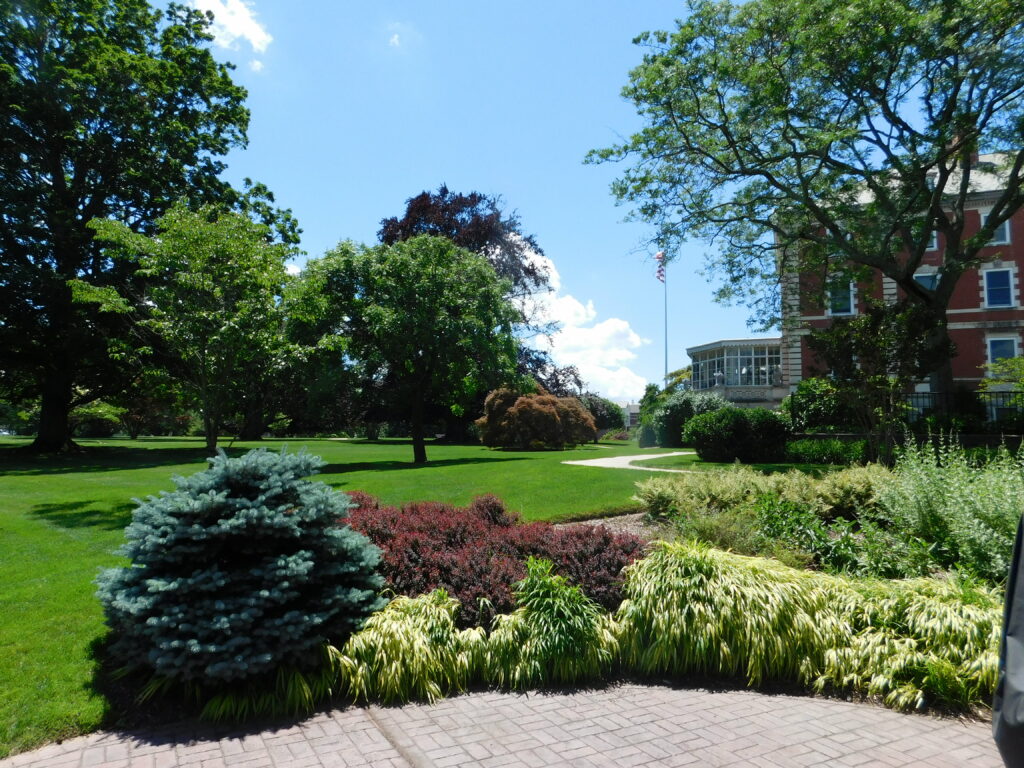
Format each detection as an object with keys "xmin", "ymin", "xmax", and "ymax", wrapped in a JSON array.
[
  {"xmin": 614, "ymin": 542, "xmax": 1002, "ymax": 711},
  {"xmin": 339, "ymin": 589, "xmax": 486, "ymax": 704},
  {"xmin": 814, "ymin": 576, "xmax": 1002, "ymax": 711},
  {"xmin": 487, "ymin": 557, "xmax": 618, "ymax": 689},
  {"xmin": 96, "ymin": 449, "xmax": 385, "ymax": 720},
  {"xmin": 616, "ymin": 542, "xmax": 845, "ymax": 685}
]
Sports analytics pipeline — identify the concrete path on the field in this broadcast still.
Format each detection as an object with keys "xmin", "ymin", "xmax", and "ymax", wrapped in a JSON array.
[
  {"xmin": 1, "ymin": 684, "xmax": 1000, "ymax": 768},
  {"xmin": 563, "ymin": 452, "xmax": 696, "ymax": 473}
]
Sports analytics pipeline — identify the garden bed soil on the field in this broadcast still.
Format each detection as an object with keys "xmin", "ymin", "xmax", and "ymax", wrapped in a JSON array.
[{"xmin": 556, "ymin": 512, "xmax": 673, "ymax": 542}]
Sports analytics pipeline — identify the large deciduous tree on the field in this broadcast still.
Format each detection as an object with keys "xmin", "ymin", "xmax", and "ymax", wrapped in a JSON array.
[
  {"xmin": 89, "ymin": 203, "xmax": 293, "ymax": 453},
  {"xmin": 379, "ymin": 186, "xmax": 589, "ymax": 424},
  {"xmin": 379, "ymin": 185, "xmax": 550, "ymax": 307},
  {"xmin": 591, "ymin": 0, "xmax": 1024, "ymax": 386},
  {"xmin": 309, "ymin": 235, "xmax": 520, "ymax": 464},
  {"xmin": 0, "ymin": 0, "xmax": 249, "ymax": 451}
]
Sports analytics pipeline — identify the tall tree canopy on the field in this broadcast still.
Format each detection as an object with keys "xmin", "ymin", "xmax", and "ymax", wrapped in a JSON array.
[
  {"xmin": 89, "ymin": 203, "xmax": 294, "ymax": 453},
  {"xmin": 379, "ymin": 185, "xmax": 549, "ymax": 305},
  {"xmin": 591, "ymin": 0, "xmax": 1024, "ymax": 382},
  {"xmin": 304, "ymin": 235, "xmax": 520, "ymax": 464},
  {"xmin": 380, "ymin": 185, "xmax": 591, "ymax": 407},
  {"xmin": 0, "ymin": 0, "xmax": 250, "ymax": 450}
]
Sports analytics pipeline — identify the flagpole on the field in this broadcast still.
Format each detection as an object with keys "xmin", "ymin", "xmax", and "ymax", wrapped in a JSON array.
[
  {"xmin": 663, "ymin": 264, "xmax": 668, "ymax": 388},
  {"xmin": 655, "ymin": 251, "xmax": 668, "ymax": 388}
]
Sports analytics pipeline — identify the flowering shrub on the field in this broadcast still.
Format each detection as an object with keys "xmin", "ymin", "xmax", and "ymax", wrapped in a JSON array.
[{"xmin": 346, "ymin": 493, "xmax": 645, "ymax": 627}]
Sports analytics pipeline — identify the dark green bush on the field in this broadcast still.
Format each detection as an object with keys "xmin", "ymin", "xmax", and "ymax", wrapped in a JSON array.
[
  {"xmin": 683, "ymin": 407, "xmax": 790, "ymax": 462},
  {"xmin": 96, "ymin": 449, "xmax": 385, "ymax": 718},
  {"xmin": 683, "ymin": 408, "xmax": 749, "ymax": 461},
  {"xmin": 652, "ymin": 390, "xmax": 729, "ymax": 447},
  {"xmin": 636, "ymin": 420, "xmax": 657, "ymax": 448},
  {"xmin": 579, "ymin": 393, "xmax": 625, "ymax": 431},
  {"xmin": 783, "ymin": 377, "xmax": 856, "ymax": 432},
  {"xmin": 744, "ymin": 408, "xmax": 791, "ymax": 462},
  {"xmin": 785, "ymin": 438, "xmax": 868, "ymax": 465}
]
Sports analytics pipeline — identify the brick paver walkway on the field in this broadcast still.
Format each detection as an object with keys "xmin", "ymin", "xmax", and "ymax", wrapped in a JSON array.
[{"xmin": 0, "ymin": 684, "xmax": 1000, "ymax": 768}]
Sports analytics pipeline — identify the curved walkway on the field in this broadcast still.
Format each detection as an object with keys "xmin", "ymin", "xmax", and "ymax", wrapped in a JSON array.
[
  {"xmin": 1, "ymin": 684, "xmax": 999, "ymax": 768},
  {"xmin": 563, "ymin": 451, "xmax": 696, "ymax": 473}
]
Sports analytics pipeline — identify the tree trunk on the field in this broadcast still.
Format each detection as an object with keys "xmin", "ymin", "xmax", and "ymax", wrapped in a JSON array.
[
  {"xmin": 31, "ymin": 369, "xmax": 77, "ymax": 452},
  {"xmin": 411, "ymin": 397, "xmax": 428, "ymax": 464},
  {"xmin": 237, "ymin": 402, "xmax": 268, "ymax": 441},
  {"xmin": 203, "ymin": 414, "xmax": 219, "ymax": 455}
]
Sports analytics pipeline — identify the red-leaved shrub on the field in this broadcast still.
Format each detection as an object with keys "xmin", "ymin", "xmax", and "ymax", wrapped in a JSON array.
[{"xmin": 344, "ymin": 492, "xmax": 645, "ymax": 627}]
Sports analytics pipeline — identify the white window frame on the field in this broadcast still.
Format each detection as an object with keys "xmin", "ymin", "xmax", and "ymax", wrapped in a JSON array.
[
  {"xmin": 981, "ymin": 208, "xmax": 1012, "ymax": 246},
  {"xmin": 987, "ymin": 337, "xmax": 1018, "ymax": 371},
  {"xmin": 825, "ymin": 281, "xmax": 856, "ymax": 317},
  {"xmin": 983, "ymin": 268, "xmax": 1015, "ymax": 308},
  {"xmin": 926, "ymin": 230, "xmax": 938, "ymax": 251}
]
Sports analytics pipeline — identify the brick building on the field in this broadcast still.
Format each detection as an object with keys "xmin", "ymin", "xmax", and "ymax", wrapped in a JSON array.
[{"xmin": 781, "ymin": 153, "xmax": 1024, "ymax": 397}]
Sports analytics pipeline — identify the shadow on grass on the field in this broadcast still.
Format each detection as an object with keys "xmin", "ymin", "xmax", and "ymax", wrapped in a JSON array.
[
  {"xmin": 31, "ymin": 500, "xmax": 136, "ymax": 531},
  {"xmin": 0, "ymin": 445, "xmax": 241, "ymax": 476},
  {"xmin": 318, "ymin": 455, "xmax": 527, "ymax": 475},
  {"xmin": 0, "ymin": 438, "xmax": 481, "ymax": 477}
]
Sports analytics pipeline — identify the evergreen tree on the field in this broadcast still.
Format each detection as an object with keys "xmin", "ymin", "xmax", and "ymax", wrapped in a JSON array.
[{"xmin": 97, "ymin": 449, "xmax": 384, "ymax": 716}]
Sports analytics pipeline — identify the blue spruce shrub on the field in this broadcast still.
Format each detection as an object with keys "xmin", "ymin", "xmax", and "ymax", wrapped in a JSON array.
[{"xmin": 97, "ymin": 449, "xmax": 385, "ymax": 718}]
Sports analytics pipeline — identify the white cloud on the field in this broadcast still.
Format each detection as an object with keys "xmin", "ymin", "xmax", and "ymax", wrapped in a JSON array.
[
  {"xmin": 191, "ymin": 0, "xmax": 272, "ymax": 54},
  {"xmin": 285, "ymin": 263, "xmax": 301, "ymax": 276},
  {"xmin": 249, "ymin": 59, "xmax": 264, "ymax": 72},
  {"xmin": 385, "ymin": 22, "xmax": 423, "ymax": 51},
  {"xmin": 521, "ymin": 249, "xmax": 650, "ymax": 401}
]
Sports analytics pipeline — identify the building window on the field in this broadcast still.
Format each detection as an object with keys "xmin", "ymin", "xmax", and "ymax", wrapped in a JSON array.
[
  {"xmin": 988, "ymin": 337, "xmax": 1018, "ymax": 367},
  {"xmin": 982, "ymin": 209, "xmax": 1011, "ymax": 246},
  {"xmin": 926, "ymin": 230, "xmax": 938, "ymax": 251},
  {"xmin": 984, "ymin": 269, "xmax": 1014, "ymax": 308},
  {"xmin": 826, "ymin": 282, "xmax": 855, "ymax": 316},
  {"xmin": 914, "ymin": 272, "xmax": 940, "ymax": 291},
  {"xmin": 690, "ymin": 344, "xmax": 780, "ymax": 389}
]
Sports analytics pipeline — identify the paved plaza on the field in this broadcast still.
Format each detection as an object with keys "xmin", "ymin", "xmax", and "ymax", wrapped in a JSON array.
[{"xmin": 0, "ymin": 684, "xmax": 1001, "ymax": 768}]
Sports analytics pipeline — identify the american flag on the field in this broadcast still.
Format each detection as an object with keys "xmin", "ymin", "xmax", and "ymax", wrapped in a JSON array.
[{"xmin": 655, "ymin": 251, "xmax": 666, "ymax": 283}]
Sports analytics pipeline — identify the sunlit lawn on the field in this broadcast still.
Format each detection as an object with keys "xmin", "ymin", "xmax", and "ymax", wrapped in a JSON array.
[
  {"xmin": 0, "ymin": 435, "xmax": 672, "ymax": 757},
  {"xmin": 630, "ymin": 451, "xmax": 832, "ymax": 475}
]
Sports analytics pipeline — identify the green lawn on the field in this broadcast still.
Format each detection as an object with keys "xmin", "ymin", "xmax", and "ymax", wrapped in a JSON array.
[
  {"xmin": 0, "ymin": 435, "xmax": 670, "ymax": 757},
  {"xmin": 630, "ymin": 451, "xmax": 832, "ymax": 475}
]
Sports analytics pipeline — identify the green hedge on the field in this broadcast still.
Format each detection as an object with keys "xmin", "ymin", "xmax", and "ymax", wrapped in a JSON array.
[
  {"xmin": 786, "ymin": 438, "xmax": 868, "ymax": 465},
  {"xmin": 683, "ymin": 407, "xmax": 790, "ymax": 462}
]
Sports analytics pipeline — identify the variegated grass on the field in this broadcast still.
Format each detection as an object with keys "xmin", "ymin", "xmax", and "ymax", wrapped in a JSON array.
[
  {"xmin": 331, "ymin": 545, "xmax": 999, "ymax": 713},
  {"xmin": 615, "ymin": 542, "xmax": 1002, "ymax": 711},
  {"xmin": 338, "ymin": 590, "xmax": 486, "ymax": 704},
  {"xmin": 486, "ymin": 557, "xmax": 617, "ymax": 689}
]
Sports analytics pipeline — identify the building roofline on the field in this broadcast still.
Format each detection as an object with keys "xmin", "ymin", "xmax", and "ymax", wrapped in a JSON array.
[{"xmin": 686, "ymin": 337, "xmax": 782, "ymax": 356}]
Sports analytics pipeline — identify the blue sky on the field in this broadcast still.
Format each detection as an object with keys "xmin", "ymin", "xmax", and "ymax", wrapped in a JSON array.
[{"xmin": 192, "ymin": 0, "xmax": 763, "ymax": 402}]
